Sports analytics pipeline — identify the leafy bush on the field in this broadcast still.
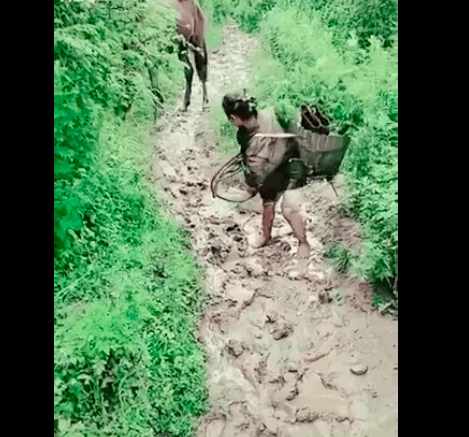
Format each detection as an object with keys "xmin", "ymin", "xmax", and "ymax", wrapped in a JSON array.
[
  {"xmin": 316, "ymin": 0, "xmax": 398, "ymax": 49},
  {"xmin": 54, "ymin": 0, "xmax": 181, "ymax": 254},
  {"xmin": 55, "ymin": 1, "xmax": 207, "ymax": 435},
  {"xmin": 325, "ymin": 243, "xmax": 353, "ymax": 273},
  {"xmin": 203, "ymin": 0, "xmax": 397, "ymax": 49},
  {"xmin": 201, "ymin": 0, "xmax": 277, "ymax": 31}
]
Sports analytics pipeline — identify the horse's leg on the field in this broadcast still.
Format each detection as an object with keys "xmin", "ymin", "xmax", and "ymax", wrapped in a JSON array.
[
  {"xmin": 178, "ymin": 42, "xmax": 194, "ymax": 111},
  {"xmin": 194, "ymin": 41, "xmax": 208, "ymax": 109},
  {"xmin": 183, "ymin": 57, "xmax": 194, "ymax": 111}
]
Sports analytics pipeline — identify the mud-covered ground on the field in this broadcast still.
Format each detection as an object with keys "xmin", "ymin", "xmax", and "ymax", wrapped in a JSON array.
[{"xmin": 152, "ymin": 25, "xmax": 397, "ymax": 437}]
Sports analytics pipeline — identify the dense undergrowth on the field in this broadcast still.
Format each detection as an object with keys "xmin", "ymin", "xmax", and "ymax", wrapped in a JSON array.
[
  {"xmin": 202, "ymin": 0, "xmax": 398, "ymax": 297},
  {"xmin": 54, "ymin": 1, "xmax": 207, "ymax": 435}
]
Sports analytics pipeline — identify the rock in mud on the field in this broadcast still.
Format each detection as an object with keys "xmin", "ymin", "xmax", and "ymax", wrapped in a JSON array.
[
  {"xmin": 271, "ymin": 322, "xmax": 294, "ymax": 340},
  {"xmin": 350, "ymin": 364, "xmax": 368, "ymax": 376},
  {"xmin": 227, "ymin": 339, "xmax": 244, "ymax": 357},
  {"xmin": 295, "ymin": 407, "xmax": 320, "ymax": 423}
]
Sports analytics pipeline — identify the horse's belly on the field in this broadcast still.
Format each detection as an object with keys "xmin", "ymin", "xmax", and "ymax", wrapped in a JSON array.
[
  {"xmin": 176, "ymin": 18, "xmax": 195, "ymax": 40},
  {"xmin": 175, "ymin": 2, "xmax": 196, "ymax": 41}
]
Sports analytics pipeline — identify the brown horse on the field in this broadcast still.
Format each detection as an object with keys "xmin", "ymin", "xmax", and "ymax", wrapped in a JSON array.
[{"xmin": 173, "ymin": 0, "xmax": 208, "ymax": 110}]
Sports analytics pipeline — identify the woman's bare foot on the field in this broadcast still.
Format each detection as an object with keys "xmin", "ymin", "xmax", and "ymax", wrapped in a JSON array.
[
  {"xmin": 252, "ymin": 235, "xmax": 272, "ymax": 249},
  {"xmin": 297, "ymin": 241, "xmax": 311, "ymax": 258}
]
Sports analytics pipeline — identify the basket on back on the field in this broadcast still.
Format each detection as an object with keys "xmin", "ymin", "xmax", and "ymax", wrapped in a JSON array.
[
  {"xmin": 292, "ymin": 128, "xmax": 350, "ymax": 180},
  {"xmin": 288, "ymin": 104, "xmax": 350, "ymax": 181},
  {"xmin": 210, "ymin": 103, "xmax": 349, "ymax": 203}
]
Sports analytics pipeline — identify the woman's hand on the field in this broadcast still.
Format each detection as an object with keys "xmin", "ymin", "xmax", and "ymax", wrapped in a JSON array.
[{"xmin": 246, "ymin": 185, "xmax": 257, "ymax": 196}]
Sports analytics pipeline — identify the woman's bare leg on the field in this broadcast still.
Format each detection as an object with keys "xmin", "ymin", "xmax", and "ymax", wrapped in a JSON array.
[
  {"xmin": 253, "ymin": 201, "xmax": 276, "ymax": 248},
  {"xmin": 281, "ymin": 190, "xmax": 310, "ymax": 257}
]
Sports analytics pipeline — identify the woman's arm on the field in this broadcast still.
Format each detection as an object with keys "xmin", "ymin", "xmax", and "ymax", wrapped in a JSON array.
[{"xmin": 245, "ymin": 136, "xmax": 289, "ymax": 186}]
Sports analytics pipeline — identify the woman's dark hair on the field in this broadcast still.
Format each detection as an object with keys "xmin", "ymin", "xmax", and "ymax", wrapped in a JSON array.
[{"xmin": 222, "ymin": 93, "xmax": 258, "ymax": 120}]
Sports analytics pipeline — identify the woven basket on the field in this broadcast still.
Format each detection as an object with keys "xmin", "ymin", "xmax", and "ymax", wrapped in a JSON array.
[{"xmin": 288, "ymin": 123, "xmax": 349, "ymax": 179}]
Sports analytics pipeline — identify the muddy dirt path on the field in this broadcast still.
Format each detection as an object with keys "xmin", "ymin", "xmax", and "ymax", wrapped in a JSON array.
[{"xmin": 152, "ymin": 25, "xmax": 397, "ymax": 437}]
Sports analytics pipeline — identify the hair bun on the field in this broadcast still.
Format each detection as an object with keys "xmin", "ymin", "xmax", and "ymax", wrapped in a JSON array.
[
  {"xmin": 222, "ymin": 92, "xmax": 258, "ymax": 120},
  {"xmin": 233, "ymin": 96, "xmax": 256, "ymax": 111},
  {"xmin": 245, "ymin": 96, "xmax": 257, "ymax": 112}
]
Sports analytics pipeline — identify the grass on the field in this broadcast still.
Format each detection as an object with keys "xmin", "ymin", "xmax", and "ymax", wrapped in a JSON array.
[
  {"xmin": 54, "ymin": 1, "xmax": 208, "ymax": 435},
  {"xmin": 55, "ymin": 115, "xmax": 208, "ymax": 437}
]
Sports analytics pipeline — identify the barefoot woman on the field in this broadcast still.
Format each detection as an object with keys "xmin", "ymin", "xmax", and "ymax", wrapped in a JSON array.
[{"xmin": 222, "ymin": 92, "xmax": 311, "ymax": 257}]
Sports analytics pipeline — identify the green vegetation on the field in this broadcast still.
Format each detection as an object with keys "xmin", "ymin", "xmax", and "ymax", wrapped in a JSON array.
[
  {"xmin": 201, "ymin": 0, "xmax": 397, "ymax": 49},
  {"xmin": 202, "ymin": 1, "xmax": 224, "ymax": 50},
  {"xmin": 55, "ymin": 0, "xmax": 397, "ymax": 433},
  {"xmin": 202, "ymin": 0, "xmax": 398, "ymax": 296},
  {"xmin": 324, "ymin": 243, "xmax": 352, "ymax": 274},
  {"xmin": 54, "ymin": 1, "xmax": 207, "ymax": 435}
]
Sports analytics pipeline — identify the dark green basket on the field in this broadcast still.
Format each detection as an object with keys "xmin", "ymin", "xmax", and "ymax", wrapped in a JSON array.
[{"xmin": 293, "ymin": 127, "xmax": 350, "ymax": 179}]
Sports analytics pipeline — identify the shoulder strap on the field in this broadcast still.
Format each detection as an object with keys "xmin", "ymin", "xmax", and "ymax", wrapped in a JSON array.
[{"xmin": 253, "ymin": 132, "xmax": 298, "ymax": 139}]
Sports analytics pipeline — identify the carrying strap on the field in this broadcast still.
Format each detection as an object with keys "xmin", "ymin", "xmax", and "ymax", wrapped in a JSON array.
[{"xmin": 253, "ymin": 132, "xmax": 298, "ymax": 139}]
